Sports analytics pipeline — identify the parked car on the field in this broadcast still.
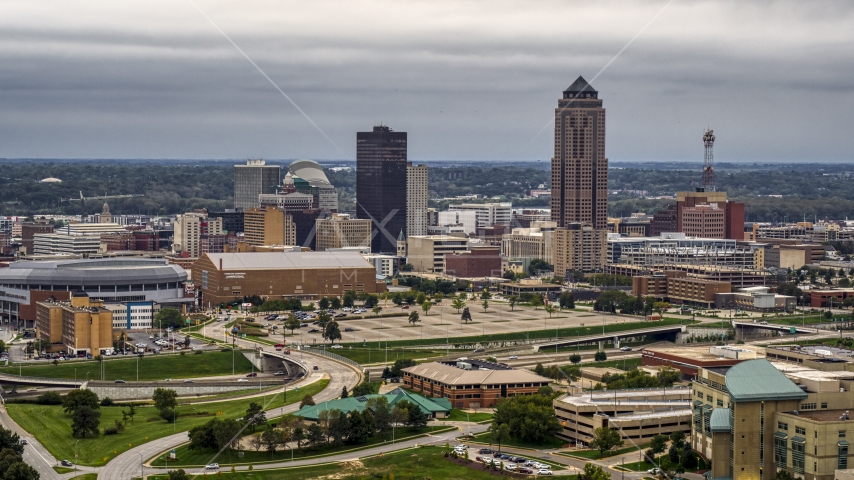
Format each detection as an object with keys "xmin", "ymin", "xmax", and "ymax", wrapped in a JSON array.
[
  {"xmin": 505, "ymin": 463, "xmax": 517, "ymax": 471},
  {"xmin": 401, "ymin": 305, "xmax": 409, "ymax": 309},
  {"xmin": 308, "ymin": 329, "xmax": 320, "ymax": 333},
  {"xmin": 344, "ymin": 327, "xmax": 354, "ymax": 332},
  {"xmin": 537, "ymin": 468, "xmax": 553, "ymax": 475},
  {"xmin": 331, "ymin": 345, "xmax": 343, "ymax": 349},
  {"xmin": 313, "ymin": 365, "xmax": 319, "ymax": 370},
  {"xmin": 620, "ymin": 346, "xmax": 632, "ymax": 351},
  {"xmin": 519, "ymin": 467, "xmax": 533, "ymax": 474}
]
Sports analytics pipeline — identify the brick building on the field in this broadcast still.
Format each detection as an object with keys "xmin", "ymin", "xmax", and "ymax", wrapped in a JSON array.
[
  {"xmin": 192, "ymin": 251, "xmax": 386, "ymax": 306},
  {"xmin": 402, "ymin": 360, "xmax": 551, "ymax": 409},
  {"xmin": 443, "ymin": 246, "xmax": 501, "ymax": 278}
]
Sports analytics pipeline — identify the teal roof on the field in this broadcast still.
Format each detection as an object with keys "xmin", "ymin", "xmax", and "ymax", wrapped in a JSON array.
[
  {"xmin": 709, "ymin": 408, "xmax": 731, "ymax": 432},
  {"xmin": 724, "ymin": 359, "xmax": 808, "ymax": 403},
  {"xmin": 294, "ymin": 388, "xmax": 450, "ymax": 421}
]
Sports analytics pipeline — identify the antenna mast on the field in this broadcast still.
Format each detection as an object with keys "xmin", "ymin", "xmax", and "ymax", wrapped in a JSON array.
[{"xmin": 702, "ymin": 129, "xmax": 715, "ymax": 191}]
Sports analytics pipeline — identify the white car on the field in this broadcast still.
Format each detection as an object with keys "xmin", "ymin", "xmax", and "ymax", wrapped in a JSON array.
[
  {"xmin": 508, "ymin": 355, "xmax": 518, "ymax": 360},
  {"xmin": 647, "ymin": 468, "xmax": 661, "ymax": 474},
  {"xmin": 330, "ymin": 345, "xmax": 343, "ymax": 349},
  {"xmin": 237, "ymin": 379, "xmax": 248, "ymax": 382},
  {"xmin": 537, "ymin": 468, "xmax": 553, "ymax": 475},
  {"xmin": 505, "ymin": 463, "xmax": 517, "ymax": 471},
  {"xmin": 205, "ymin": 463, "xmax": 219, "ymax": 470}
]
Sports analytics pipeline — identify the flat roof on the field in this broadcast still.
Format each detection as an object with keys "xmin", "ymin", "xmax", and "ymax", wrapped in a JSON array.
[
  {"xmin": 644, "ymin": 345, "xmax": 765, "ymax": 362},
  {"xmin": 781, "ymin": 409, "xmax": 854, "ymax": 422},
  {"xmin": 203, "ymin": 251, "xmax": 374, "ymax": 271}
]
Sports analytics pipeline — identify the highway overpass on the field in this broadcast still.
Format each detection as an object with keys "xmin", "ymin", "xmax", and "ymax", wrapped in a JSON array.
[
  {"xmin": 532, "ymin": 324, "xmax": 687, "ymax": 352},
  {"xmin": 732, "ymin": 321, "xmax": 817, "ymax": 334}
]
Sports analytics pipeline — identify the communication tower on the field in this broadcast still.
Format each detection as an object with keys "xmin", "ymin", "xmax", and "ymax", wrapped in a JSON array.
[{"xmin": 702, "ymin": 129, "xmax": 716, "ymax": 191}]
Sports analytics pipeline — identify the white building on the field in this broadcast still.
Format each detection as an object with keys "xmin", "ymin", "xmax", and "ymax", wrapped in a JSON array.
[
  {"xmin": 448, "ymin": 203, "xmax": 512, "ymax": 229},
  {"xmin": 437, "ymin": 210, "xmax": 478, "ymax": 234},
  {"xmin": 406, "ymin": 163, "xmax": 428, "ymax": 237},
  {"xmin": 33, "ymin": 234, "xmax": 103, "ymax": 255},
  {"xmin": 106, "ymin": 301, "xmax": 158, "ymax": 330},
  {"xmin": 363, "ymin": 254, "xmax": 398, "ymax": 277}
]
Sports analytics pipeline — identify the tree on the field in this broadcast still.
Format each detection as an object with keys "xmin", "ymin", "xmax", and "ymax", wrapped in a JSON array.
[
  {"xmin": 284, "ymin": 314, "xmax": 301, "ymax": 334},
  {"xmin": 530, "ymin": 295, "xmax": 544, "ymax": 310},
  {"xmin": 167, "ymin": 469, "xmax": 190, "ymax": 480},
  {"xmin": 590, "ymin": 427, "xmax": 623, "ymax": 456},
  {"xmin": 368, "ymin": 396, "xmax": 393, "ymax": 439},
  {"xmin": 650, "ymin": 433, "xmax": 669, "ymax": 456},
  {"xmin": 594, "ymin": 350, "xmax": 607, "ymax": 362},
  {"xmin": 261, "ymin": 425, "xmax": 284, "ymax": 454},
  {"xmin": 122, "ymin": 403, "xmax": 137, "ymax": 424},
  {"xmin": 62, "ymin": 389, "xmax": 100, "ymax": 414},
  {"xmin": 502, "ymin": 270, "xmax": 516, "ymax": 281},
  {"xmin": 343, "ymin": 292, "xmax": 355, "ymax": 308},
  {"xmin": 582, "ymin": 463, "xmax": 612, "ymax": 480},
  {"xmin": 421, "ymin": 301, "xmax": 432, "ymax": 316},
  {"xmin": 184, "ymin": 335, "xmax": 191, "ymax": 348},
  {"xmin": 341, "ymin": 386, "xmax": 349, "ymax": 399},
  {"xmin": 451, "ymin": 298, "xmax": 465, "ymax": 313},
  {"xmin": 569, "ymin": 353, "xmax": 582, "ymax": 364},
  {"xmin": 153, "ymin": 388, "xmax": 178, "ymax": 413},
  {"xmin": 316, "ymin": 311, "xmax": 332, "ymax": 328},
  {"xmin": 390, "ymin": 358, "xmax": 417, "ymax": 377},
  {"xmin": 408, "ymin": 311, "xmax": 420, "ymax": 325},
  {"xmin": 405, "ymin": 402, "xmax": 428, "ymax": 430},
  {"xmin": 330, "ymin": 297, "xmax": 342, "ymax": 309},
  {"xmin": 71, "ymin": 405, "xmax": 101, "ymax": 437},
  {"xmin": 508, "ymin": 296, "xmax": 518, "ymax": 311},
  {"xmin": 461, "ymin": 307, "xmax": 472, "ymax": 323},
  {"xmin": 544, "ymin": 304, "xmax": 555, "ymax": 318},
  {"xmin": 371, "ymin": 305, "xmax": 382, "ymax": 316},
  {"xmin": 529, "ymin": 258, "xmax": 550, "ymax": 273},
  {"xmin": 155, "ymin": 308, "xmax": 184, "ymax": 330},
  {"xmin": 300, "ymin": 394, "xmax": 316, "ymax": 408},
  {"xmin": 481, "ymin": 299, "xmax": 489, "ymax": 312},
  {"xmin": 415, "ymin": 292, "xmax": 427, "ymax": 305},
  {"xmin": 488, "ymin": 423, "xmax": 510, "ymax": 452},
  {"xmin": 0, "ymin": 426, "xmax": 24, "ymax": 455},
  {"xmin": 480, "ymin": 289, "xmax": 491, "ymax": 300},
  {"xmin": 318, "ymin": 297, "xmax": 330, "ymax": 310},
  {"xmin": 306, "ymin": 423, "xmax": 325, "ymax": 448},
  {"xmin": 245, "ymin": 402, "xmax": 266, "ymax": 432},
  {"xmin": 352, "ymin": 381, "xmax": 373, "ymax": 397},
  {"xmin": 492, "ymin": 395, "xmax": 560, "ymax": 444},
  {"xmin": 0, "ymin": 452, "xmax": 39, "ymax": 480},
  {"xmin": 559, "ymin": 292, "xmax": 575, "ymax": 309},
  {"xmin": 323, "ymin": 320, "xmax": 342, "ymax": 345},
  {"xmin": 656, "ymin": 367, "xmax": 680, "ymax": 387},
  {"xmin": 36, "ymin": 391, "xmax": 63, "ymax": 405}
]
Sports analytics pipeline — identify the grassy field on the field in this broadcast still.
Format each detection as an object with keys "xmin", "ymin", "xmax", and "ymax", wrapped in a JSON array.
[
  {"xmin": 148, "ymin": 445, "xmax": 536, "ymax": 480},
  {"xmin": 332, "ymin": 347, "xmax": 463, "ymax": 365},
  {"xmin": 580, "ymin": 357, "xmax": 642, "ymax": 371},
  {"xmin": 52, "ymin": 466, "xmax": 75, "ymax": 473},
  {"xmin": 6, "ymin": 379, "xmax": 328, "ymax": 466},
  {"xmin": 69, "ymin": 475, "xmax": 98, "ymax": 480},
  {"xmin": 471, "ymin": 431, "xmax": 566, "ymax": 450},
  {"xmin": 0, "ymin": 351, "xmax": 254, "ymax": 382},
  {"xmin": 339, "ymin": 318, "xmax": 691, "ymax": 349},
  {"xmin": 446, "ymin": 409, "xmax": 493, "ymax": 423},
  {"xmin": 150, "ymin": 425, "xmax": 452, "ymax": 466}
]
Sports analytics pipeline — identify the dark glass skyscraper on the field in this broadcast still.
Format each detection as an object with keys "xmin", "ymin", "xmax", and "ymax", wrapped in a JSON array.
[{"xmin": 356, "ymin": 125, "xmax": 407, "ymax": 254}]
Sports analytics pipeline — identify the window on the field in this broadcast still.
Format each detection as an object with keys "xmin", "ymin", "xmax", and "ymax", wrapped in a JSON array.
[
  {"xmin": 840, "ymin": 431, "xmax": 847, "ymax": 439},
  {"xmin": 717, "ymin": 399, "xmax": 724, "ymax": 407},
  {"xmin": 821, "ymin": 402, "xmax": 828, "ymax": 409},
  {"xmin": 778, "ymin": 422, "xmax": 788, "ymax": 431},
  {"xmin": 792, "ymin": 440, "xmax": 805, "ymax": 474},
  {"xmin": 840, "ymin": 443, "xmax": 849, "ymax": 470},
  {"xmin": 795, "ymin": 426, "xmax": 806, "ymax": 435},
  {"xmin": 774, "ymin": 435, "xmax": 787, "ymax": 468},
  {"xmin": 800, "ymin": 403, "xmax": 817, "ymax": 410}
]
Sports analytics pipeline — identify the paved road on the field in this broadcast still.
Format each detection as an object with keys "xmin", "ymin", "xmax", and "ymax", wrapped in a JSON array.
[{"xmin": 98, "ymin": 342, "xmax": 360, "ymax": 479}]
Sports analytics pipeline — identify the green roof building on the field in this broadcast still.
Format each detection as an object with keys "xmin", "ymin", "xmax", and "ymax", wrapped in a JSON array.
[{"xmin": 295, "ymin": 388, "xmax": 451, "ymax": 422}]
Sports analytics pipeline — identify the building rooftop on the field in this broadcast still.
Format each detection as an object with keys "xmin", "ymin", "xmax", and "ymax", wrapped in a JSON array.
[
  {"xmin": 294, "ymin": 388, "xmax": 450, "ymax": 421},
  {"xmin": 644, "ymin": 345, "xmax": 764, "ymax": 362},
  {"xmin": 404, "ymin": 362, "xmax": 550, "ymax": 386},
  {"xmin": 709, "ymin": 408, "xmax": 731, "ymax": 432},
  {"xmin": 203, "ymin": 251, "xmax": 374, "ymax": 271},
  {"xmin": 724, "ymin": 359, "xmax": 809, "ymax": 402}
]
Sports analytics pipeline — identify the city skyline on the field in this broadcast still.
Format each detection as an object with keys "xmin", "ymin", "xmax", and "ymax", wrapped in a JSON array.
[{"xmin": 1, "ymin": 1, "xmax": 852, "ymax": 162}]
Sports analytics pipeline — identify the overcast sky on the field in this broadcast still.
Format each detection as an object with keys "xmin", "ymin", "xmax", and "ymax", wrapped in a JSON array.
[{"xmin": 1, "ymin": 0, "xmax": 853, "ymax": 162}]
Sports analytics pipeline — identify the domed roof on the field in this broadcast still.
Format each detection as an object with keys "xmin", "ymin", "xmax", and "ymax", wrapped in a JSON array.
[
  {"xmin": 283, "ymin": 172, "xmax": 294, "ymax": 185},
  {"xmin": 288, "ymin": 160, "xmax": 332, "ymax": 187},
  {"xmin": 39, "ymin": 177, "xmax": 62, "ymax": 183}
]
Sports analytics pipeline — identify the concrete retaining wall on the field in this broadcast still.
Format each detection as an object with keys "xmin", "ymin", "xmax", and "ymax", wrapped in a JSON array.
[{"xmin": 83, "ymin": 380, "xmax": 279, "ymax": 400}]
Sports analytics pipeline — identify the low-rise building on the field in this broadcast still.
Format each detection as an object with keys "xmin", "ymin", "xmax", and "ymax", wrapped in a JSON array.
[
  {"xmin": 666, "ymin": 276, "xmax": 731, "ymax": 308},
  {"xmin": 554, "ymin": 388, "xmax": 693, "ymax": 446},
  {"xmin": 715, "ymin": 286, "xmax": 797, "ymax": 312},
  {"xmin": 499, "ymin": 278, "xmax": 562, "ymax": 298},
  {"xmin": 806, "ymin": 289, "xmax": 854, "ymax": 308},
  {"xmin": 444, "ymin": 246, "xmax": 501, "ymax": 278},
  {"xmin": 501, "ymin": 222, "xmax": 556, "ymax": 261},
  {"xmin": 641, "ymin": 345, "xmax": 761, "ymax": 377},
  {"xmin": 104, "ymin": 301, "xmax": 157, "ymax": 330},
  {"xmin": 314, "ymin": 214, "xmax": 372, "ymax": 251},
  {"xmin": 402, "ymin": 360, "xmax": 551, "ymax": 409},
  {"xmin": 406, "ymin": 235, "xmax": 469, "ymax": 273},
  {"xmin": 295, "ymin": 387, "xmax": 450, "ymax": 421}
]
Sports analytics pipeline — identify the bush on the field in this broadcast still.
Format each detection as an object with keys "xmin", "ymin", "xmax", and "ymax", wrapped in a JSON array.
[
  {"xmin": 160, "ymin": 408, "xmax": 177, "ymax": 423},
  {"xmin": 180, "ymin": 351, "xmax": 186, "ymax": 356},
  {"xmin": 194, "ymin": 350, "xmax": 203, "ymax": 355},
  {"xmin": 100, "ymin": 397, "xmax": 115, "ymax": 407},
  {"xmin": 104, "ymin": 427, "xmax": 118, "ymax": 435},
  {"xmin": 221, "ymin": 348, "xmax": 232, "ymax": 353},
  {"xmin": 37, "ymin": 391, "xmax": 63, "ymax": 405}
]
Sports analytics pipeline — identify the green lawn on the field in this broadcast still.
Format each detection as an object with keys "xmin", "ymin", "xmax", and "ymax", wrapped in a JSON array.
[
  {"xmin": 581, "ymin": 357, "xmax": 642, "ymax": 371},
  {"xmin": 339, "ymin": 319, "xmax": 691, "ymax": 349},
  {"xmin": 332, "ymin": 347, "xmax": 462, "ymax": 365},
  {"xmin": 148, "ymin": 445, "xmax": 532, "ymax": 480},
  {"xmin": 150, "ymin": 426, "xmax": 452, "ymax": 466},
  {"xmin": 52, "ymin": 466, "xmax": 75, "ymax": 473},
  {"xmin": 471, "ymin": 431, "xmax": 566, "ymax": 450},
  {"xmin": 446, "ymin": 409, "xmax": 493, "ymax": 423},
  {"xmin": 69, "ymin": 475, "xmax": 98, "ymax": 480},
  {"xmin": 0, "ymin": 351, "xmax": 254, "ymax": 382},
  {"xmin": 6, "ymin": 379, "xmax": 328, "ymax": 467}
]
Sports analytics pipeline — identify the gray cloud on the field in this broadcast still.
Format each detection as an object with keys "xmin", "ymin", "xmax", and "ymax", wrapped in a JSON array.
[{"xmin": 0, "ymin": 0, "xmax": 852, "ymax": 161}]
